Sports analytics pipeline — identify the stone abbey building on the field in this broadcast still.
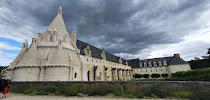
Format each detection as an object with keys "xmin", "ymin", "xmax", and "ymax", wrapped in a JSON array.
[{"xmin": 6, "ymin": 7, "xmax": 191, "ymax": 81}]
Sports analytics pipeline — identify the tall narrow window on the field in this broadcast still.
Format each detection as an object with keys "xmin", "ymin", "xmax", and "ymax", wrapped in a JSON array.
[{"xmin": 75, "ymin": 73, "xmax": 77, "ymax": 78}]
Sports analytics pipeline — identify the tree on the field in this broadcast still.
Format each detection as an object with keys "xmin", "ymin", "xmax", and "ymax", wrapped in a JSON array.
[
  {"xmin": 143, "ymin": 74, "xmax": 149, "ymax": 78},
  {"xmin": 161, "ymin": 74, "xmax": 169, "ymax": 78},
  {"xmin": 151, "ymin": 74, "xmax": 160, "ymax": 78},
  {"xmin": 208, "ymin": 48, "xmax": 210, "ymax": 60}
]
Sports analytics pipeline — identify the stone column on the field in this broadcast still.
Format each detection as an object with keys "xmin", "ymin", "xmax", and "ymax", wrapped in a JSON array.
[
  {"xmin": 122, "ymin": 69, "xmax": 124, "ymax": 81},
  {"xmin": 39, "ymin": 66, "xmax": 45, "ymax": 81},
  {"xmin": 125, "ymin": 70, "xmax": 128, "ymax": 81},
  {"xmin": 120, "ymin": 69, "xmax": 123, "ymax": 80}
]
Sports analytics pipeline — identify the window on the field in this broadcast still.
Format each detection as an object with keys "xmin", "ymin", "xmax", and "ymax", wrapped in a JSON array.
[
  {"xmin": 156, "ymin": 70, "xmax": 157, "ymax": 72},
  {"xmin": 144, "ymin": 62, "xmax": 147, "ymax": 67},
  {"xmin": 151, "ymin": 70, "xmax": 152, "ymax": 72},
  {"xmin": 153, "ymin": 62, "xmax": 157, "ymax": 66},
  {"xmin": 92, "ymin": 59, "xmax": 93, "ymax": 62},
  {"xmin": 161, "ymin": 69, "xmax": 162, "ymax": 72},
  {"xmin": 166, "ymin": 69, "xmax": 167, "ymax": 71},
  {"xmin": 87, "ymin": 58, "xmax": 88, "ymax": 61},
  {"xmin": 146, "ymin": 70, "xmax": 147, "ymax": 72},
  {"xmin": 148, "ymin": 62, "xmax": 152, "ymax": 67},
  {"xmin": 163, "ymin": 60, "xmax": 167, "ymax": 66},
  {"xmin": 139, "ymin": 63, "xmax": 143, "ymax": 67},
  {"xmin": 158, "ymin": 61, "xmax": 162, "ymax": 66},
  {"xmin": 75, "ymin": 73, "xmax": 77, "ymax": 78}
]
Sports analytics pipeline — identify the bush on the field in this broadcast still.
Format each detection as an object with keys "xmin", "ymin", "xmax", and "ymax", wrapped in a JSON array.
[
  {"xmin": 133, "ymin": 74, "xmax": 142, "ymax": 78},
  {"xmin": 173, "ymin": 91, "xmax": 191, "ymax": 98},
  {"xmin": 161, "ymin": 74, "xmax": 169, "ymax": 78},
  {"xmin": 190, "ymin": 87, "xmax": 210, "ymax": 100},
  {"xmin": 167, "ymin": 68, "xmax": 210, "ymax": 81},
  {"xmin": 24, "ymin": 88, "xmax": 36, "ymax": 94},
  {"xmin": 41, "ymin": 85, "xmax": 56, "ymax": 93},
  {"xmin": 143, "ymin": 74, "xmax": 149, "ymax": 78},
  {"xmin": 151, "ymin": 74, "xmax": 160, "ymax": 78}
]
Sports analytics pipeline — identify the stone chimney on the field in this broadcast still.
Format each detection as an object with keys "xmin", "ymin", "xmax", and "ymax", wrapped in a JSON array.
[{"xmin": 174, "ymin": 54, "xmax": 180, "ymax": 58}]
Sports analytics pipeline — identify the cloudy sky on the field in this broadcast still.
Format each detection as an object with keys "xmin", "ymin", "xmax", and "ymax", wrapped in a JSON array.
[{"xmin": 0, "ymin": 0, "xmax": 210, "ymax": 66}]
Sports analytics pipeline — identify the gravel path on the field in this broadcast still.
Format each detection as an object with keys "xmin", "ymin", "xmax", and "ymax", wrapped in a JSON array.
[{"xmin": 3, "ymin": 93, "xmax": 179, "ymax": 100}]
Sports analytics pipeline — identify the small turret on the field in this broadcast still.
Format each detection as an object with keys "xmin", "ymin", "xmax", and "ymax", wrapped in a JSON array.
[
  {"xmin": 38, "ymin": 31, "xmax": 42, "ymax": 37},
  {"xmin": 31, "ymin": 34, "xmax": 38, "ymax": 48},
  {"xmin": 71, "ymin": 31, "xmax": 76, "ymax": 45},
  {"xmin": 38, "ymin": 31, "xmax": 42, "ymax": 42},
  {"xmin": 46, "ymin": 28, "xmax": 51, "ymax": 42},
  {"xmin": 22, "ymin": 39, "xmax": 28, "ymax": 51},
  {"xmin": 52, "ymin": 28, "xmax": 57, "ymax": 42}
]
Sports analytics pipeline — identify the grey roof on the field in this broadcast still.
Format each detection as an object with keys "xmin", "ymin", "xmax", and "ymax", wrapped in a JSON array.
[
  {"xmin": 128, "ymin": 55, "xmax": 189, "ymax": 68},
  {"xmin": 169, "ymin": 55, "xmax": 188, "ymax": 65},
  {"xmin": 76, "ymin": 39, "xmax": 126, "ymax": 65}
]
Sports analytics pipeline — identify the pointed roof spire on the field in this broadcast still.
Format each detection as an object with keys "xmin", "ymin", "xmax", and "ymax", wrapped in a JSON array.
[
  {"xmin": 23, "ymin": 39, "xmax": 28, "ymax": 44},
  {"xmin": 58, "ymin": 6, "xmax": 62, "ymax": 15}
]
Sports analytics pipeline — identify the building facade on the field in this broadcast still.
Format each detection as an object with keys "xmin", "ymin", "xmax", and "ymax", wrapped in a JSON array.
[
  {"xmin": 6, "ymin": 6, "xmax": 133, "ymax": 81},
  {"xmin": 6, "ymin": 7, "xmax": 190, "ymax": 81},
  {"xmin": 128, "ymin": 54, "xmax": 191, "ymax": 78}
]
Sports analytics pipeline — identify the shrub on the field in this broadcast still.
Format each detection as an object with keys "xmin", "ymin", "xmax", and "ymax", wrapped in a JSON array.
[
  {"xmin": 151, "ymin": 74, "xmax": 160, "ymax": 78},
  {"xmin": 173, "ymin": 91, "xmax": 191, "ymax": 98},
  {"xmin": 143, "ymin": 74, "xmax": 149, "ymax": 78},
  {"xmin": 24, "ymin": 88, "xmax": 36, "ymax": 94},
  {"xmin": 190, "ymin": 87, "xmax": 210, "ymax": 100},
  {"xmin": 41, "ymin": 85, "xmax": 56, "ymax": 93},
  {"xmin": 168, "ymin": 68, "xmax": 210, "ymax": 81},
  {"xmin": 161, "ymin": 74, "xmax": 169, "ymax": 78},
  {"xmin": 133, "ymin": 74, "xmax": 142, "ymax": 78}
]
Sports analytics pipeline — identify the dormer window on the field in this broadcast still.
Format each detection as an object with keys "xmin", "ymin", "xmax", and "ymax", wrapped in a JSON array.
[
  {"xmin": 148, "ymin": 62, "xmax": 152, "ymax": 67},
  {"xmin": 139, "ymin": 63, "xmax": 143, "ymax": 67},
  {"xmin": 144, "ymin": 62, "xmax": 147, "ymax": 67},
  {"xmin": 153, "ymin": 62, "xmax": 157, "ymax": 66},
  {"xmin": 163, "ymin": 60, "xmax": 167, "ymax": 66},
  {"xmin": 158, "ymin": 61, "xmax": 162, "ymax": 66}
]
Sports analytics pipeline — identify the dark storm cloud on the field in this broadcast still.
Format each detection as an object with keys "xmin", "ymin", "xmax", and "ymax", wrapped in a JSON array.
[{"xmin": 1, "ymin": 0, "xmax": 210, "ymax": 58}]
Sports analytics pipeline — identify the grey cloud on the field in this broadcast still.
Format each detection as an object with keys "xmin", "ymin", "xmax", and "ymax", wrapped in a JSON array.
[{"xmin": 1, "ymin": 0, "xmax": 210, "ymax": 60}]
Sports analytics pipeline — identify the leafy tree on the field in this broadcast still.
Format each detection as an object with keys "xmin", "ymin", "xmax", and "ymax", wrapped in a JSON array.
[
  {"xmin": 151, "ymin": 74, "xmax": 160, "ymax": 78},
  {"xmin": 143, "ymin": 74, "xmax": 149, "ymax": 78}
]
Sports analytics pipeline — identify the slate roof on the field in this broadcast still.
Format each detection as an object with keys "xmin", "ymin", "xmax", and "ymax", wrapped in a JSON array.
[
  {"xmin": 76, "ymin": 39, "xmax": 188, "ymax": 67},
  {"xmin": 128, "ymin": 55, "xmax": 189, "ymax": 68},
  {"xmin": 76, "ymin": 39, "xmax": 127, "ymax": 65}
]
